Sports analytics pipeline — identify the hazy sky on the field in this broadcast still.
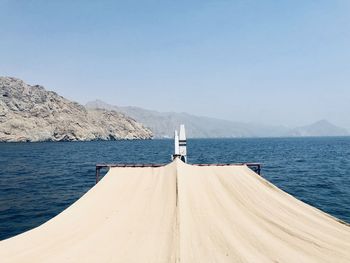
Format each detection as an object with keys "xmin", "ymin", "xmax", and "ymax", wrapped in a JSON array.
[{"xmin": 1, "ymin": 0, "xmax": 350, "ymax": 129}]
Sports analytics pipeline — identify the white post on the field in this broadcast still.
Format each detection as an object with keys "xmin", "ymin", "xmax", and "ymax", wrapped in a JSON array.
[
  {"xmin": 179, "ymin": 124, "xmax": 187, "ymax": 162},
  {"xmin": 174, "ymin": 130, "xmax": 179, "ymax": 155}
]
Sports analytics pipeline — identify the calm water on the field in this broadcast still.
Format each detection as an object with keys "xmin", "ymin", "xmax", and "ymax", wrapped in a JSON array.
[{"xmin": 0, "ymin": 137, "xmax": 350, "ymax": 240}]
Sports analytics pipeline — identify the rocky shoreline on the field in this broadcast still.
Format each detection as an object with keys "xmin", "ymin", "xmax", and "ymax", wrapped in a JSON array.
[{"xmin": 0, "ymin": 77, "xmax": 153, "ymax": 142}]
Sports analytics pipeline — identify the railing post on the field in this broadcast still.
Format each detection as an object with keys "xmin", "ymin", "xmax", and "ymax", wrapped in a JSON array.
[{"xmin": 96, "ymin": 166, "xmax": 99, "ymax": 184}]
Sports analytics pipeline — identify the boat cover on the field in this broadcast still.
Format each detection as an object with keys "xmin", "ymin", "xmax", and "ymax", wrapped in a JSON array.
[{"xmin": 0, "ymin": 158, "xmax": 349, "ymax": 262}]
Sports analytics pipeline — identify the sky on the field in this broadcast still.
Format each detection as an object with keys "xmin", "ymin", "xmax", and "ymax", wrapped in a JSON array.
[{"xmin": 1, "ymin": 0, "xmax": 350, "ymax": 129}]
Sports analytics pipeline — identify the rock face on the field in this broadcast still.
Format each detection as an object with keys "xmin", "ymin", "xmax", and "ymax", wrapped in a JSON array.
[{"xmin": 0, "ymin": 77, "xmax": 153, "ymax": 142}]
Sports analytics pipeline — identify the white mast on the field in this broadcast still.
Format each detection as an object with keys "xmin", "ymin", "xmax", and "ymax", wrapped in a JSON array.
[
  {"xmin": 174, "ymin": 130, "xmax": 180, "ymax": 155},
  {"xmin": 172, "ymin": 124, "xmax": 187, "ymax": 162},
  {"xmin": 179, "ymin": 124, "xmax": 187, "ymax": 162}
]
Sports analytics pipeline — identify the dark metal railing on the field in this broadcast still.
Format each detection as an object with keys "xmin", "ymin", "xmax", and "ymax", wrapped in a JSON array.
[
  {"xmin": 95, "ymin": 164, "xmax": 165, "ymax": 184},
  {"xmin": 95, "ymin": 163, "xmax": 261, "ymax": 184},
  {"xmin": 192, "ymin": 163, "xmax": 261, "ymax": 175}
]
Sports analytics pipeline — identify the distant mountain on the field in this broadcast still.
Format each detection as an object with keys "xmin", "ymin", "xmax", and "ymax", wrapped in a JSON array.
[
  {"xmin": 86, "ymin": 100, "xmax": 349, "ymax": 138},
  {"xmin": 287, "ymin": 120, "xmax": 349, "ymax": 137},
  {"xmin": 0, "ymin": 77, "xmax": 152, "ymax": 142},
  {"xmin": 86, "ymin": 100, "xmax": 289, "ymax": 138}
]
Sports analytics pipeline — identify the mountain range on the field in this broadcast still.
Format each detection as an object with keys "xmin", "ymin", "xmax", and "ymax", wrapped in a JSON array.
[
  {"xmin": 86, "ymin": 100, "xmax": 349, "ymax": 138},
  {"xmin": 1, "ymin": 76, "xmax": 347, "ymax": 142}
]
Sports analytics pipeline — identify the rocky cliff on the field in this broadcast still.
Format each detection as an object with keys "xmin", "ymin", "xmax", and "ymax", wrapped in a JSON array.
[{"xmin": 0, "ymin": 77, "xmax": 152, "ymax": 142}]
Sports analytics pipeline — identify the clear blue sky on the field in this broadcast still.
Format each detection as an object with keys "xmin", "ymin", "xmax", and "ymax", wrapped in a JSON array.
[{"xmin": 1, "ymin": 0, "xmax": 349, "ymax": 129}]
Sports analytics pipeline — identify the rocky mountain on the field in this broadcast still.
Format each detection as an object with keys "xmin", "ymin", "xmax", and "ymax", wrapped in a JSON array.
[
  {"xmin": 287, "ymin": 120, "xmax": 349, "ymax": 137},
  {"xmin": 86, "ymin": 100, "xmax": 289, "ymax": 138},
  {"xmin": 0, "ymin": 77, "xmax": 152, "ymax": 142},
  {"xmin": 86, "ymin": 100, "xmax": 349, "ymax": 138}
]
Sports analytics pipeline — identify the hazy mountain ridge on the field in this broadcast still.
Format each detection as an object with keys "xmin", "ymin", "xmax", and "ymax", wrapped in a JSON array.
[
  {"xmin": 0, "ymin": 77, "xmax": 152, "ymax": 142},
  {"xmin": 287, "ymin": 120, "xmax": 349, "ymax": 137},
  {"xmin": 86, "ymin": 100, "xmax": 348, "ymax": 138}
]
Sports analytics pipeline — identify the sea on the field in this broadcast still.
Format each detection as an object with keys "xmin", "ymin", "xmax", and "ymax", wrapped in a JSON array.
[{"xmin": 0, "ymin": 137, "xmax": 349, "ymax": 240}]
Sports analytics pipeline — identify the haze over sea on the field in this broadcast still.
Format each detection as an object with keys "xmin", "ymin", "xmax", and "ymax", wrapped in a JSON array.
[{"xmin": 0, "ymin": 137, "xmax": 350, "ymax": 240}]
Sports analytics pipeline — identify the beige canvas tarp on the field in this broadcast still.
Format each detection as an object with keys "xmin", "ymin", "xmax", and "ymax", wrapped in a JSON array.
[{"xmin": 0, "ymin": 158, "xmax": 349, "ymax": 262}]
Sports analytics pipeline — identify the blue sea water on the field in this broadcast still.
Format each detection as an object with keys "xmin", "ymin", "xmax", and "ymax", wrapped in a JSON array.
[{"xmin": 0, "ymin": 137, "xmax": 349, "ymax": 240}]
